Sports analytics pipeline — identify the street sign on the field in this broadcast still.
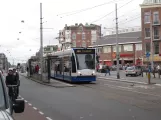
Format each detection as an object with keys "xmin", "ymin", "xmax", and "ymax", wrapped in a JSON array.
[{"xmin": 146, "ymin": 52, "xmax": 150, "ymax": 58}]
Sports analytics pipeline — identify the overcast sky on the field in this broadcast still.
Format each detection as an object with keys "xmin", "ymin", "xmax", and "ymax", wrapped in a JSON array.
[{"xmin": 0, "ymin": 0, "xmax": 143, "ymax": 65}]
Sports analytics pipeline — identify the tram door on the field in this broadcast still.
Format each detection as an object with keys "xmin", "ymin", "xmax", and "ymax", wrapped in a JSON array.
[
  {"xmin": 63, "ymin": 56, "xmax": 71, "ymax": 81},
  {"xmin": 50, "ymin": 59, "xmax": 57, "ymax": 78}
]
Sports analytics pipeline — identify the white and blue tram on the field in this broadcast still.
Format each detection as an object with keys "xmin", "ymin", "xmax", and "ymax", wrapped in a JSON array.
[{"xmin": 50, "ymin": 48, "xmax": 96, "ymax": 82}]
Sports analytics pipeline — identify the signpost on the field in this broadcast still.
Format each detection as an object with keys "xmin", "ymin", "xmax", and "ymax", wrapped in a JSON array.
[{"xmin": 146, "ymin": 52, "xmax": 151, "ymax": 84}]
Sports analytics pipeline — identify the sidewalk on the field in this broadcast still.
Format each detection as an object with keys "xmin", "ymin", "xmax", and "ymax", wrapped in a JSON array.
[
  {"xmin": 20, "ymin": 73, "xmax": 74, "ymax": 88},
  {"xmin": 97, "ymin": 72, "xmax": 161, "ymax": 85}
]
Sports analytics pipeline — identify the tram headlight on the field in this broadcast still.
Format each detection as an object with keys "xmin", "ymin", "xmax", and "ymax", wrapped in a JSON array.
[
  {"xmin": 92, "ymin": 71, "xmax": 95, "ymax": 74},
  {"xmin": 78, "ymin": 71, "xmax": 81, "ymax": 75}
]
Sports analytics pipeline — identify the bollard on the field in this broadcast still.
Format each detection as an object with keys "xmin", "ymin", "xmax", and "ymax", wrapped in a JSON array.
[
  {"xmin": 153, "ymin": 70, "xmax": 156, "ymax": 78},
  {"xmin": 141, "ymin": 71, "xmax": 143, "ymax": 77},
  {"xmin": 148, "ymin": 72, "xmax": 151, "ymax": 84}
]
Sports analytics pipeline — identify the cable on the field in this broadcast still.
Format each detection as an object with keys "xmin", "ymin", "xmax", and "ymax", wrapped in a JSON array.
[
  {"xmin": 112, "ymin": 8, "xmax": 138, "ymax": 21},
  {"xmin": 91, "ymin": 0, "xmax": 135, "ymax": 23},
  {"xmin": 57, "ymin": 0, "xmax": 119, "ymax": 16},
  {"xmin": 119, "ymin": 14, "xmax": 141, "ymax": 24},
  {"xmin": 120, "ymin": 16, "xmax": 141, "ymax": 25}
]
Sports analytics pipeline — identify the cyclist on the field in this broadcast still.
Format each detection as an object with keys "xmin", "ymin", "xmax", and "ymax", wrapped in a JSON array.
[
  {"xmin": 6, "ymin": 68, "xmax": 18, "ymax": 98},
  {"xmin": 13, "ymin": 68, "xmax": 20, "ymax": 96}
]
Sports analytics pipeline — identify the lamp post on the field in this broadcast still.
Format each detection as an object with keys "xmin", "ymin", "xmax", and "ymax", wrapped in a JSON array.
[
  {"xmin": 115, "ymin": 3, "xmax": 120, "ymax": 79},
  {"xmin": 40, "ymin": 3, "xmax": 44, "ymax": 81}
]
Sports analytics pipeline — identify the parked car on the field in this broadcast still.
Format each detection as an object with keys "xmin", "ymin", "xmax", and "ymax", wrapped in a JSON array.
[
  {"xmin": 125, "ymin": 66, "xmax": 142, "ymax": 76},
  {"xmin": 0, "ymin": 71, "xmax": 25, "ymax": 119}
]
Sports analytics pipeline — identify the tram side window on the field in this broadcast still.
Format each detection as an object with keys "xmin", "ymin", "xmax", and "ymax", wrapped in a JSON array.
[{"xmin": 71, "ymin": 54, "xmax": 76, "ymax": 73}]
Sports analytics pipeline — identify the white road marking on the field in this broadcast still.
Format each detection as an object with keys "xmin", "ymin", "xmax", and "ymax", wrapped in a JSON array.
[
  {"xmin": 80, "ymin": 116, "xmax": 84, "ymax": 119},
  {"xmin": 17, "ymin": 96, "xmax": 47, "ymax": 117},
  {"xmin": 46, "ymin": 117, "xmax": 53, "ymax": 120},
  {"xmin": 98, "ymin": 77, "xmax": 148, "ymax": 85},
  {"xmin": 104, "ymin": 83, "xmax": 133, "ymax": 90},
  {"xmin": 104, "ymin": 84, "xmax": 161, "ymax": 98},
  {"xmin": 39, "ymin": 111, "xmax": 44, "ymax": 115},
  {"xmin": 28, "ymin": 103, "xmax": 32, "ymax": 106},
  {"xmin": 133, "ymin": 85, "xmax": 154, "ymax": 89},
  {"xmin": 33, "ymin": 107, "xmax": 37, "ymax": 110},
  {"xmin": 155, "ymin": 84, "xmax": 161, "ymax": 87}
]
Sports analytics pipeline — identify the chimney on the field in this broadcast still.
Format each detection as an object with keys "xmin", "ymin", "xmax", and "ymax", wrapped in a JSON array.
[
  {"xmin": 75, "ymin": 23, "xmax": 78, "ymax": 26},
  {"xmin": 65, "ymin": 24, "xmax": 67, "ymax": 30}
]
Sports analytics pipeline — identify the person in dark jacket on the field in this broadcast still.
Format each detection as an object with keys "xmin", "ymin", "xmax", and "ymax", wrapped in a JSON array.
[
  {"xmin": 105, "ymin": 65, "xmax": 111, "ymax": 76},
  {"xmin": 6, "ymin": 68, "xmax": 17, "ymax": 97},
  {"xmin": 13, "ymin": 68, "xmax": 20, "ymax": 96}
]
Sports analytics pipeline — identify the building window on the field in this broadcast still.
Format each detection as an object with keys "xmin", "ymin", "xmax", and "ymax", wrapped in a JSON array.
[
  {"xmin": 79, "ymin": 26, "xmax": 83, "ymax": 32},
  {"xmin": 103, "ymin": 46, "xmax": 111, "ymax": 53},
  {"xmin": 124, "ymin": 44, "xmax": 133, "ymax": 51},
  {"xmin": 154, "ymin": 42, "xmax": 159, "ymax": 54},
  {"xmin": 82, "ymin": 41, "xmax": 86, "ymax": 47},
  {"xmin": 66, "ymin": 34, "xmax": 70, "ymax": 39},
  {"xmin": 113, "ymin": 45, "xmax": 121, "ymax": 52},
  {"xmin": 97, "ymin": 47, "xmax": 103, "ymax": 53},
  {"xmin": 153, "ymin": 11, "xmax": 159, "ymax": 24},
  {"xmin": 82, "ymin": 32, "xmax": 86, "ymax": 40},
  {"xmin": 145, "ymin": 28, "xmax": 150, "ymax": 38},
  {"xmin": 145, "ymin": 42, "xmax": 150, "ymax": 53},
  {"xmin": 72, "ymin": 41, "xmax": 76, "ymax": 47},
  {"xmin": 154, "ymin": 27, "xmax": 159, "ymax": 39},
  {"xmin": 144, "ymin": 12, "xmax": 150, "ymax": 23},
  {"xmin": 72, "ymin": 32, "xmax": 76, "ymax": 40},
  {"xmin": 136, "ymin": 44, "xmax": 142, "ymax": 51}
]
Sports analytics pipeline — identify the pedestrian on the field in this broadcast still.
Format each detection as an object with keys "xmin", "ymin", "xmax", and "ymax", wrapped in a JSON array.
[
  {"xmin": 105, "ymin": 65, "xmax": 110, "ymax": 76},
  {"xmin": 13, "ymin": 68, "xmax": 20, "ymax": 97}
]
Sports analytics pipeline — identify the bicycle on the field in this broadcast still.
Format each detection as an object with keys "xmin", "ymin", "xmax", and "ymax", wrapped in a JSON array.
[{"xmin": 7, "ymin": 85, "xmax": 19, "ymax": 103}]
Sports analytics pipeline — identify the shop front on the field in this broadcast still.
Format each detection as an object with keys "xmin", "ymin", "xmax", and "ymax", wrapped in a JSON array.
[
  {"xmin": 120, "ymin": 53, "xmax": 134, "ymax": 65},
  {"xmin": 143, "ymin": 56, "xmax": 161, "ymax": 65}
]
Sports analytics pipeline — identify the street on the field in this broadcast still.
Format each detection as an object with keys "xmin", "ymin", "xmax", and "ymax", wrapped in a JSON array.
[
  {"xmin": 13, "ymin": 75, "xmax": 161, "ymax": 120},
  {"xmin": 98, "ymin": 70, "xmax": 161, "ymax": 85}
]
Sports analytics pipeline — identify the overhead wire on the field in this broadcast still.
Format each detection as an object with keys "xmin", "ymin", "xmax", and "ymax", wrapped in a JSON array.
[
  {"xmin": 118, "ymin": 14, "xmax": 141, "ymax": 24},
  {"xmin": 91, "ymin": 0, "xmax": 135, "ymax": 23},
  {"xmin": 112, "ymin": 8, "xmax": 138, "ymax": 21},
  {"xmin": 57, "ymin": 0, "xmax": 120, "ymax": 16},
  {"xmin": 119, "ymin": 16, "xmax": 141, "ymax": 25}
]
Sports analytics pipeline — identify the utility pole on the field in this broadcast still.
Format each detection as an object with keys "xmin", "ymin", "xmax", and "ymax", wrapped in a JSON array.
[
  {"xmin": 115, "ymin": 3, "xmax": 120, "ymax": 79},
  {"xmin": 40, "ymin": 3, "xmax": 43, "ymax": 81},
  {"xmin": 150, "ymin": 10, "xmax": 154, "ymax": 69}
]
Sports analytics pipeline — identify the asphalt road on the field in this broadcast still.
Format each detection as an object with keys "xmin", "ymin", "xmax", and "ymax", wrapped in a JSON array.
[
  {"xmin": 98, "ymin": 70, "xmax": 161, "ymax": 84},
  {"xmin": 14, "ymin": 75, "xmax": 161, "ymax": 120}
]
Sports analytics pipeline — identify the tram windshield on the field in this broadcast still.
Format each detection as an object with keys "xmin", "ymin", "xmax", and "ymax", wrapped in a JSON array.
[{"xmin": 74, "ymin": 49, "xmax": 95, "ymax": 70}]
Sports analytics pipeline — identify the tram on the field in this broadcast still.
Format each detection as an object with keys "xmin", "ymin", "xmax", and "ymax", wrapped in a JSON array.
[{"xmin": 50, "ymin": 48, "xmax": 96, "ymax": 82}]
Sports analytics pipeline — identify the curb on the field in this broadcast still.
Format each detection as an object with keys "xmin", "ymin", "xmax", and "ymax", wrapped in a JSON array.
[
  {"xmin": 20, "ymin": 74, "xmax": 75, "ymax": 88},
  {"xmin": 98, "ymin": 77, "xmax": 152, "ymax": 85}
]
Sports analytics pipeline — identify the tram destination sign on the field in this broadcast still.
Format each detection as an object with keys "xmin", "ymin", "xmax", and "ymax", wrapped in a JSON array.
[{"xmin": 74, "ymin": 49, "xmax": 95, "ymax": 54}]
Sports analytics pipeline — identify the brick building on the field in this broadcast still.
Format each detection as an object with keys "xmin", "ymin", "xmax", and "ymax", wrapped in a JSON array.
[
  {"xmin": 140, "ymin": 0, "xmax": 161, "ymax": 64},
  {"xmin": 58, "ymin": 23, "xmax": 101, "ymax": 49},
  {"xmin": 0, "ymin": 53, "xmax": 9, "ymax": 70},
  {"xmin": 91, "ymin": 31, "xmax": 142, "ymax": 66}
]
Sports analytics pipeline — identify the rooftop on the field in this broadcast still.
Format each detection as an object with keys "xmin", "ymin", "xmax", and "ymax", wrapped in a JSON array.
[
  {"xmin": 92, "ymin": 31, "xmax": 142, "ymax": 46},
  {"xmin": 143, "ymin": 0, "xmax": 161, "ymax": 4}
]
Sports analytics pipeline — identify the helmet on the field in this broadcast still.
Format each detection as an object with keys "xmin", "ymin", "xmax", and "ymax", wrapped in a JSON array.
[{"xmin": 8, "ymin": 68, "xmax": 13, "ymax": 71}]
